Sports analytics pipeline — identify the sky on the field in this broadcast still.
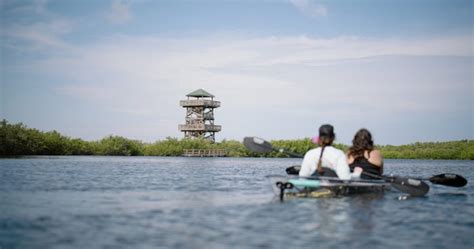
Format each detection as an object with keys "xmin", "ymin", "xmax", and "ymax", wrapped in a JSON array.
[{"xmin": 1, "ymin": 0, "xmax": 473, "ymax": 145}]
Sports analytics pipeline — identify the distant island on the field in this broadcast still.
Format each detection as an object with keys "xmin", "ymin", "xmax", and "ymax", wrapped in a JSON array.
[{"xmin": 1, "ymin": 120, "xmax": 472, "ymax": 160}]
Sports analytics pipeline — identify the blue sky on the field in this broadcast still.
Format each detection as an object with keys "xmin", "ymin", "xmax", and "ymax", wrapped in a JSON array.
[{"xmin": 1, "ymin": 0, "xmax": 472, "ymax": 145}]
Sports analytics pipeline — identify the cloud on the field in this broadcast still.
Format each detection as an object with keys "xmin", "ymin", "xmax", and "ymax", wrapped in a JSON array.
[
  {"xmin": 2, "ymin": 19, "xmax": 73, "ymax": 50},
  {"xmin": 289, "ymin": 0, "xmax": 328, "ymax": 17},
  {"xmin": 1, "ymin": 0, "xmax": 48, "ymax": 14},
  {"xmin": 106, "ymin": 0, "xmax": 132, "ymax": 24},
  {"xmin": 3, "ymin": 7, "xmax": 472, "ymax": 143},
  {"xmin": 43, "ymin": 33, "xmax": 472, "ymax": 115},
  {"xmin": 0, "ymin": 0, "xmax": 73, "ymax": 51}
]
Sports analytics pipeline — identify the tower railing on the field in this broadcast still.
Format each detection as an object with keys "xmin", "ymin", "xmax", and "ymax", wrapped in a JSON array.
[
  {"xmin": 180, "ymin": 100, "xmax": 220, "ymax": 108},
  {"xmin": 182, "ymin": 149, "xmax": 227, "ymax": 157},
  {"xmin": 178, "ymin": 124, "xmax": 222, "ymax": 132}
]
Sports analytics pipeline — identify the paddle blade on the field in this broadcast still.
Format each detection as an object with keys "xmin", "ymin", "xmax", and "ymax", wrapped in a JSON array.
[
  {"xmin": 429, "ymin": 174, "xmax": 467, "ymax": 187},
  {"xmin": 243, "ymin": 137, "xmax": 273, "ymax": 153},
  {"xmin": 391, "ymin": 177, "xmax": 430, "ymax": 197}
]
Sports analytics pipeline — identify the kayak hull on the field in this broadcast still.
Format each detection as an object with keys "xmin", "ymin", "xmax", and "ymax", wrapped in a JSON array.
[{"xmin": 268, "ymin": 175, "xmax": 391, "ymax": 199}]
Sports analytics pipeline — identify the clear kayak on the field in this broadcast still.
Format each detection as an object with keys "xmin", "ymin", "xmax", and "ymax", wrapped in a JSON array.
[{"xmin": 268, "ymin": 175, "xmax": 391, "ymax": 199}]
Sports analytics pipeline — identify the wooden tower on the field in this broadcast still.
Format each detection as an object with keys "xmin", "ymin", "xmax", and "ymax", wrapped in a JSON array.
[{"xmin": 178, "ymin": 89, "xmax": 221, "ymax": 142}]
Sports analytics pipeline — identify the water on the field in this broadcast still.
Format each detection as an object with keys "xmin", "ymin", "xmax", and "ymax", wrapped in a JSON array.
[{"xmin": 0, "ymin": 156, "xmax": 473, "ymax": 249}]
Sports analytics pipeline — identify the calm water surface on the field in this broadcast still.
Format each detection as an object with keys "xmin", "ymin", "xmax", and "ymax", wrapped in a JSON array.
[{"xmin": 1, "ymin": 157, "xmax": 473, "ymax": 249}]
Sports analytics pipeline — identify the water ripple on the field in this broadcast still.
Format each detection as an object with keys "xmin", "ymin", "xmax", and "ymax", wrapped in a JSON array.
[{"xmin": 0, "ymin": 156, "xmax": 473, "ymax": 249}]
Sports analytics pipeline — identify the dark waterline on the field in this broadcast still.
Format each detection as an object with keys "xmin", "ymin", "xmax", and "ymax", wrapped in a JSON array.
[{"xmin": 1, "ymin": 156, "xmax": 473, "ymax": 249}]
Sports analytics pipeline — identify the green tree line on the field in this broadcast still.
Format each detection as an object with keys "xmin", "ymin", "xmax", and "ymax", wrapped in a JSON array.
[{"xmin": 1, "ymin": 120, "xmax": 472, "ymax": 159}]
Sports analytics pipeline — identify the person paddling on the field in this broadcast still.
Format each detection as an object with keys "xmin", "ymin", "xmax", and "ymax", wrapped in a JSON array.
[
  {"xmin": 299, "ymin": 124, "xmax": 361, "ymax": 180},
  {"xmin": 347, "ymin": 128, "xmax": 383, "ymax": 179}
]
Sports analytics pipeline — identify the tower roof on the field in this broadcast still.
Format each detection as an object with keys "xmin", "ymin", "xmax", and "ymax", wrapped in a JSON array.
[{"xmin": 186, "ymin": 89, "xmax": 214, "ymax": 98}]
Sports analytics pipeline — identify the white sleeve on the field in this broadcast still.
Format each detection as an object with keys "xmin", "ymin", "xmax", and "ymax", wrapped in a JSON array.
[
  {"xmin": 335, "ymin": 153, "xmax": 352, "ymax": 180},
  {"xmin": 299, "ymin": 150, "xmax": 316, "ymax": 177}
]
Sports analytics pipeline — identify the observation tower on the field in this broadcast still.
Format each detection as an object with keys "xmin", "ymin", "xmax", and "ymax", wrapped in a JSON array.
[{"xmin": 178, "ymin": 89, "xmax": 221, "ymax": 142}]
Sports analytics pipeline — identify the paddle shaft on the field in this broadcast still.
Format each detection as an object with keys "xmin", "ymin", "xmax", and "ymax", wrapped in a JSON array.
[{"xmin": 274, "ymin": 148, "xmax": 303, "ymax": 158}]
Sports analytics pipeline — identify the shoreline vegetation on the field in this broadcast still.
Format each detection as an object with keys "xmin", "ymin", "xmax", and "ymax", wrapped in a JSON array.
[{"xmin": 1, "ymin": 120, "xmax": 473, "ymax": 160}]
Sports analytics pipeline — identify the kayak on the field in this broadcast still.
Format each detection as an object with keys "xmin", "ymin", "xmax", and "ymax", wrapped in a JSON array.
[
  {"xmin": 245, "ymin": 137, "xmax": 467, "ymax": 198},
  {"xmin": 268, "ymin": 175, "xmax": 391, "ymax": 199}
]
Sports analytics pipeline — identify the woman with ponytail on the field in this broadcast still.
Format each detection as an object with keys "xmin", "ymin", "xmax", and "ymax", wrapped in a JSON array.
[
  {"xmin": 347, "ymin": 128, "xmax": 383, "ymax": 179},
  {"xmin": 299, "ymin": 124, "xmax": 361, "ymax": 180}
]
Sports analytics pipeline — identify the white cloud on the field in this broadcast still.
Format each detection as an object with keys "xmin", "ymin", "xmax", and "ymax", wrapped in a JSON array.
[
  {"xmin": 289, "ymin": 0, "xmax": 328, "ymax": 17},
  {"xmin": 2, "ymin": 19, "xmax": 73, "ymax": 50},
  {"xmin": 2, "ymin": 1, "xmax": 472, "ymax": 144},
  {"xmin": 0, "ymin": 0, "xmax": 48, "ymax": 15},
  {"xmin": 106, "ymin": 0, "xmax": 132, "ymax": 24},
  {"xmin": 5, "ymin": 25, "xmax": 473, "ymax": 142},
  {"xmin": 0, "ymin": 0, "xmax": 73, "ymax": 51}
]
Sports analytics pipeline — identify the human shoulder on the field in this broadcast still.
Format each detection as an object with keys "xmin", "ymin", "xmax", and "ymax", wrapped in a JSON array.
[
  {"xmin": 369, "ymin": 149, "xmax": 383, "ymax": 159},
  {"xmin": 305, "ymin": 147, "xmax": 321, "ymax": 156},
  {"xmin": 326, "ymin": 146, "xmax": 345, "ymax": 156},
  {"xmin": 368, "ymin": 149, "xmax": 383, "ymax": 166}
]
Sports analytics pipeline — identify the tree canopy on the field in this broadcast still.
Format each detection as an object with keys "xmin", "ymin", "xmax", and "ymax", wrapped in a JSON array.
[{"xmin": 1, "ymin": 119, "xmax": 472, "ymax": 159}]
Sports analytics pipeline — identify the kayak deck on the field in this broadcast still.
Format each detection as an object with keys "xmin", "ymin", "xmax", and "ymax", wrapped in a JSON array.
[{"xmin": 268, "ymin": 175, "xmax": 391, "ymax": 199}]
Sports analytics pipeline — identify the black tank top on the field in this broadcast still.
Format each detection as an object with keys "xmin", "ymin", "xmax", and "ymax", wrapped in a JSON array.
[{"xmin": 349, "ymin": 153, "xmax": 381, "ymax": 179}]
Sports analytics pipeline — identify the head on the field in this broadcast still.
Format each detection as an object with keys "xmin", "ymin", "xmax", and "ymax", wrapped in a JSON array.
[
  {"xmin": 318, "ymin": 124, "xmax": 335, "ymax": 146},
  {"xmin": 349, "ymin": 128, "xmax": 374, "ymax": 157},
  {"xmin": 314, "ymin": 124, "xmax": 336, "ymax": 174}
]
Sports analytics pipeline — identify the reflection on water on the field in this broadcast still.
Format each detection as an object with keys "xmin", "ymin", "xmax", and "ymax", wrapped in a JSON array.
[{"xmin": 0, "ymin": 157, "xmax": 473, "ymax": 249}]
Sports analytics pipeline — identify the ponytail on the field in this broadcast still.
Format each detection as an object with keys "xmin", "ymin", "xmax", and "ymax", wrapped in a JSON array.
[
  {"xmin": 317, "ymin": 145, "xmax": 326, "ymax": 174},
  {"xmin": 316, "ymin": 135, "xmax": 334, "ymax": 175}
]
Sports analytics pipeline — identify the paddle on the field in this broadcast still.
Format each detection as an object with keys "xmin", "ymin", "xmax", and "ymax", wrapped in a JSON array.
[
  {"xmin": 243, "ymin": 136, "xmax": 431, "ymax": 196},
  {"xmin": 243, "ymin": 137, "xmax": 302, "ymax": 157},
  {"xmin": 423, "ymin": 173, "xmax": 467, "ymax": 187},
  {"xmin": 285, "ymin": 164, "xmax": 467, "ymax": 187}
]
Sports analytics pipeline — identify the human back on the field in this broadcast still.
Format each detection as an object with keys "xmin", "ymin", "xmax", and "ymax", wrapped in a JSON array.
[
  {"xmin": 300, "ymin": 146, "xmax": 349, "ymax": 178},
  {"xmin": 299, "ymin": 124, "xmax": 360, "ymax": 180}
]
